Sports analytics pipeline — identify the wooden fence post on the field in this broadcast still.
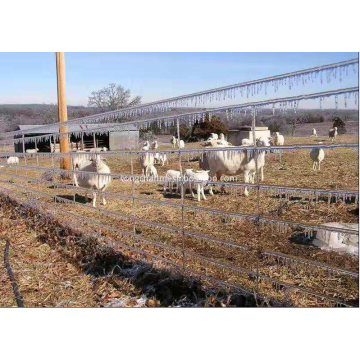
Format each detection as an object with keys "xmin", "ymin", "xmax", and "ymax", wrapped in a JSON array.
[{"xmin": 56, "ymin": 52, "xmax": 70, "ymax": 170}]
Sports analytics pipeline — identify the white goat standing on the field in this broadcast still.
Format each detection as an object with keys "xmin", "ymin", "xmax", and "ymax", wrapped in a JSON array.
[
  {"xmin": 72, "ymin": 151, "xmax": 91, "ymax": 187},
  {"xmin": 329, "ymin": 127, "xmax": 338, "ymax": 142},
  {"xmin": 200, "ymin": 138, "xmax": 270, "ymax": 197},
  {"xmin": 177, "ymin": 139, "xmax": 185, "ymax": 148},
  {"xmin": 154, "ymin": 151, "xmax": 167, "ymax": 166},
  {"xmin": 163, "ymin": 170, "xmax": 182, "ymax": 194},
  {"xmin": 311, "ymin": 128, "xmax": 317, "ymax": 137},
  {"xmin": 184, "ymin": 169, "xmax": 210, "ymax": 202},
  {"xmin": 139, "ymin": 151, "xmax": 155, "ymax": 176},
  {"xmin": 148, "ymin": 165, "xmax": 158, "ymax": 178},
  {"xmin": 310, "ymin": 147, "xmax": 325, "ymax": 171},
  {"xmin": 151, "ymin": 141, "xmax": 158, "ymax": 150},
  {"xmin": 74, "ymin": 155, "xmax": 112, "ymax": 207},
  {"xmin": 7, "ymin": 156, "xmax": 19, "ymax": 165},
  {"xmin": 159, "ymin": 153, "xmax": 167, "ymax": 166},
  {"xmin": 171, "ymin": 136, "xmax": 177, "ymax": 148},
  {"xmin": 274, "ymin": 132, "xmax": 285, "ymax": 146}
]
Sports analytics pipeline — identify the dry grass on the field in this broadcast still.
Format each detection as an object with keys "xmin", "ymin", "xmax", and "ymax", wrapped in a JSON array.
[
  {"xmin": 0, "ymin": 207, "xmax": 140, "ymax": 307},
  {"xmin": 0, "ymin": 134, "xmax": 358, "ymax": 307}
]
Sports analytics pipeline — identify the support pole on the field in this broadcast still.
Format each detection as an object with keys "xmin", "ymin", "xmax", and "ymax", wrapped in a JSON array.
[{"xmin": 56, "ymin": 52, "xmax": 70, "ymax": 170}]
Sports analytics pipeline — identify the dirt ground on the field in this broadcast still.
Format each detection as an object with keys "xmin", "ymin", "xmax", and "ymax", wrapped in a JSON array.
[{"xmin": 0, "ymin": 134, "xmax": 358, "ymax": 307}]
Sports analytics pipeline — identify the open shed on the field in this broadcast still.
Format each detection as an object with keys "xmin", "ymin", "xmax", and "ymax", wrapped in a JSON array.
[{"xmin": 14, "ymin": 123, "xmax": 139, "ymax": 152}]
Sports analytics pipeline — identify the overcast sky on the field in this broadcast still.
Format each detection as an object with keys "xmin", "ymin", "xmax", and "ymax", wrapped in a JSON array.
[{"xmin": 0, "ymin": 52, "xmax": 358, "ymax": 108}]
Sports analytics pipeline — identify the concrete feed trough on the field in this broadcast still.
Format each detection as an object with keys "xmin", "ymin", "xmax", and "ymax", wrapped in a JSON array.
[
  {"xmin": 313, "ymin": 223, "xmax": 359, "ymax": 255},
  {"xmin": 228, "ymin": 127, "xmax": 271, "ymax": 145}
]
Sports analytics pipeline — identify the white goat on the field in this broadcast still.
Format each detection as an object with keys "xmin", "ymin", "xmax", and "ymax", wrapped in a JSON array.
[
  {"xmin": 329, "ymin": 127, "xmax": 338, "ymax": 142},
  {"xmin": 148, "ymin": 165, "xmax": 158, "ymax": 178},
  {"xmin": 72, "ymin": 151, "xmax": 92, "ymax": 187},
  {"xmin": 163, "ymin": 170, "xmax": 182, "ymax": 194},
  {"xmin": 311, "ymin": 128, "xmax": 317, "ymax": 137},
  {"xmin": 74, "ymin": 155, "xmax": 112, "ymax": 207},
  {"xmin": 90, "ymin": 147, "xmax": 108, "ymax": 152},
  {"xmin": 151, "ymin": 141, "xmax": 158, "ymax": 150},
  {"xmin": 143, "ymin": 141, "xmax": 150, "ymax": 148},
  {"xmin": 154, "ymin": 152, "xmax": 167, "ymax": 166},
  {"xmin": 6, "ymin": 156, "xmax": 19, "ymax": 165},
  {"xmin": 274, "ymin": 132, "xmax": 285, "ymax": 146},
  {"xmin": 310, "ymin": 147, "xmax": 325, "ymax": 171},
  {"xmin": 139, "ymin": 151, "xmax": 155, "ymax": 176},
  {"xmin": 215, "ymin": 133, "xmax": 231, "ymax": 146},
  {"xmin": 184, "ymin": 169, "xmax": 210, "ymax": 202},
  {"xmin": 177, "ymin": 139, "xmax": 185, "ymax": 148},
  {"xmin": 200, "ymin": 138, "xmax": 270, "ymax": 197},
  {"xmin": 241, "ymin": 138, "xmax": 253, "ymax": 146},
  {"xmin": 26, "ymin": 148, "xmax": 39, "ymax": 154},
  {"xmin": 171, "ymin": 136, "xmax": 177, "ymax": 148},
  {"xmin": 206, "ymin": 133, "xmax": 219, "ymax": 144}
]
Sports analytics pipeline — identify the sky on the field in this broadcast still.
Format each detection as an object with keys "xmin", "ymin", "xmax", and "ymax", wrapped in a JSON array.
[{"xmin": 0, "ymin": 52, "xmax": 358, "ymax": 107}]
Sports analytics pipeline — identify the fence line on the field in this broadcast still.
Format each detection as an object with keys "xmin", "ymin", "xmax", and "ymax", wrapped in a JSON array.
[
  {"xmin": 0, "ymin": 183, "xmax": 354, "ymax": 307},
  {"xmin": 0, "ymin": 86, "xmax": 358, "ymax": 143},
  {"xmin": 0, "ymin": 172, "xmax": 358, "ymax": 279},
  {"xmin": 0, "ymin": 58, "xmax": 357, "ymax": 139},
  {"xmin": 1, "ymin": 185, "xmax": 289, "ymax": 305},
  {"xmin": 1, "ymin": 161, "xmax": 358, "ymax": 201},
  {"xmin": 0, "ymin": 58, "xmax": 358, "ymax": 306},
  {"xmin": 1, "ymin": 167, "xmax": 358, "ymax": 237}
]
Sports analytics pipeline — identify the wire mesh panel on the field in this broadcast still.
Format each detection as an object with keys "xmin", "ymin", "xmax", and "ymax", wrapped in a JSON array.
[{"xmin": 0, "ymin": 59, "xmax": 359, "ymax": 306}]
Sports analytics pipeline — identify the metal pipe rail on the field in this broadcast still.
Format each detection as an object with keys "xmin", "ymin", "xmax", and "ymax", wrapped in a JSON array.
[
  {"xmin": 0, "ymin": 86, "xmax": 358, "ymax": 142},
  {"xmin": 1, "ymin": 165, "xmax": 358, "ymax": 236},
  {"xmin": 1, "ymin": 162, "xmax": 358, "ymax": 200},
  {"xmin": 0, "ymin": 187, "xmax": 283, "ymax": 304},
  {"xmin": 1, "ymin": 142, "xmax": 359, "ymax": 156},
  {"xmin": 1, "ymin": 167, "xmax": 359, "ymax": 238},
  {"xmin": 0, "ymin": 173, "xmax": 359, "ymax": 279},
  {"xmin": 0, "ymin": 59, "xmax": 357, "ymax": 139},
  {"xmin": 0, "ymin": 184, "xmax": 354, "ymax": 307}
]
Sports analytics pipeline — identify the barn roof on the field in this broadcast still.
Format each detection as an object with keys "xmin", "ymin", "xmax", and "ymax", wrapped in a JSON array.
[{"xmin": 17, "ymin": 123, "xmax": 138, "ymax": 134}]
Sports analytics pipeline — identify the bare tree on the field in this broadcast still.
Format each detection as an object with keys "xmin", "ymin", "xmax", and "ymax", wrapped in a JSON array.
[{"xmin": 88, "ymin": 83, "xmax": 141, "ymax": 112}]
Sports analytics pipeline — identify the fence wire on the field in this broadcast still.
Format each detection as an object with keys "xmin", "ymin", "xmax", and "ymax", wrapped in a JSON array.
[
  {"xmin": 0, "ymin": 62, "xmax": 358, "ymax": 306},
  {"xmin": 0, "ymin": 183, "xmax": 355, "ymax": 307}
]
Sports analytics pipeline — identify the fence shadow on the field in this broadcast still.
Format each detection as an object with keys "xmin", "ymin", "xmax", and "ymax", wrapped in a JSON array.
[{"xmin": 0, "ymin": 193, "xmax": 285, "ymax": 307}]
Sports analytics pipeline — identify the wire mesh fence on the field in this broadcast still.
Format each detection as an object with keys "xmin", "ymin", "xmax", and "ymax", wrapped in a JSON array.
[{"xmin": 0, "ymin": 59, "xmax": 359, "ymax": 306}]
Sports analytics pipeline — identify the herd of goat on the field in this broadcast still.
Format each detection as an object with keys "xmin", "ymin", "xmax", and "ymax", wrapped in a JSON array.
[{"xmin": 2, "ymin": 126, "xmax": 339, "ymax": 207}]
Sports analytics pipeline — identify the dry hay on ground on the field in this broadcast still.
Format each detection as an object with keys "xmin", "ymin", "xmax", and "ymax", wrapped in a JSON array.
[
  {"xmin": 0, "ymin": 134, "xmax": 358, "ymax": 306},
  {"xmin": 0, "ymin": 197, "xmax": 267, "ymax": 308}
]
